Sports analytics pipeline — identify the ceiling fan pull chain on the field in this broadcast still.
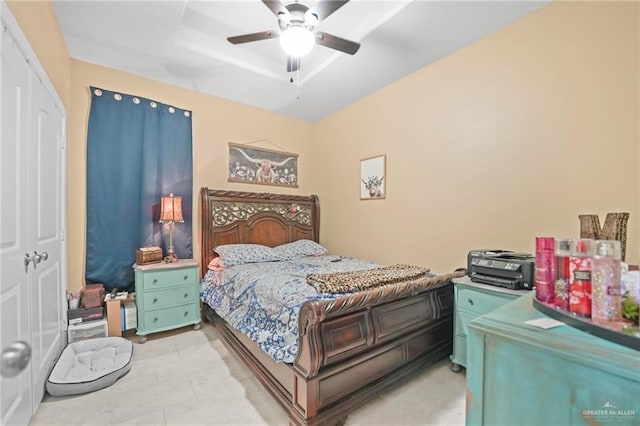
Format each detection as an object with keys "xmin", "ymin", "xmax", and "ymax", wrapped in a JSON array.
[{"xmin": 296, "ymin": 68, "xmax": 300, "ymax": 99}]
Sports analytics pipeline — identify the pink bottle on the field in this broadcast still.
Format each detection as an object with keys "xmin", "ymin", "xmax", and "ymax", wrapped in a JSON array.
[
  {"xmin": 535, "ymin": 237, "xmax": 555, "ymax": 303},
  {"xmin": 554, "ymin": 239, "xmax": 573, "ymax": 310},
  {"xmin": 569, "ymin": 239, "xmax": 595, "ymax": 317}
]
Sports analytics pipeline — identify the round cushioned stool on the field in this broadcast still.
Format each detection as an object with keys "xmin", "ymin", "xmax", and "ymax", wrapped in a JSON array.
[{"xmin": 46, "ymin": 337, "xmax": 133, "ymax": 397}]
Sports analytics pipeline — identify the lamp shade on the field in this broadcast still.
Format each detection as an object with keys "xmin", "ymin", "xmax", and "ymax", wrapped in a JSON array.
[
  {"xmin": 279, "ymin": 26, "xmax": 315, "ymax": 57},
  {"xmin": 159, "ymin": 193, "xmax": 184, "ymax": 223}
]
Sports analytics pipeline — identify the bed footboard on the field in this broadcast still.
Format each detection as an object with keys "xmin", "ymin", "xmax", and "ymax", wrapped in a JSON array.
[{"xmin": 291, "ymin": 271, "xmax": 464, "ymax": 425}]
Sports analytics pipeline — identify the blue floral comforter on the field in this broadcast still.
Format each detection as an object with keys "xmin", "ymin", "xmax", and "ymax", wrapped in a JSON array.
[{"xmin": 200, "ymin": 255, "xmax": 378, "ymax": 363}]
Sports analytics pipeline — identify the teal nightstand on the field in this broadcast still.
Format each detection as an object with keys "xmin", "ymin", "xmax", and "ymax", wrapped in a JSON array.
[
  {"xmin": 466, "ymin": 293, "xmax": 640, "ymax": 425},
  {"xmin": 450, "ymin": 276, "xmax": 529, "ymax": 372},
  {"xmin": 134, "ymin": 259, "xmax": 201, "ymax": 343}
]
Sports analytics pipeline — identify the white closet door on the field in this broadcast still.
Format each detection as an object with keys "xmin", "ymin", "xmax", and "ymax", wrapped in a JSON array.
[
  {"xmin": 1, "ymin": 4, "xmax": 67, "ymax": 424},
  {"xmin": 0, "ymin": 23, "xmax": 33, "ymax": 426},
  {"xmin": 29, "ymin": 76, "xmax": 65, "ymax": 409}
]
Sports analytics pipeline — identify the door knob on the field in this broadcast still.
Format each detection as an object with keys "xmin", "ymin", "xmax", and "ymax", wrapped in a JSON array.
[
  {"xmin": 33, "ymin": 251, "xmax": 48, "ymax": 264},
  {"xmin": 1, "ymin": 341, "xmax": 31, "ymax": 378},
  {"xmin": 24, "ymin": 253, "xmax": 36, "ymax": 271},
  {"xmin": 23, "ymin": 252, "xmax": 48, "ymax": 271}
]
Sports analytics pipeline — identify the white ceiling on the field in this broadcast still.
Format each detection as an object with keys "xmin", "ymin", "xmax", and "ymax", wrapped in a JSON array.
[{"xmin": 52, "ymin": 0, "xmax": 549, "ymax": 122}]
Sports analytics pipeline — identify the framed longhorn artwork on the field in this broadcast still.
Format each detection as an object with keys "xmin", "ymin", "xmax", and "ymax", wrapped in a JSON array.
[
  {"xmin": 228, "ymin": 142, "xmax": 299, "ymax": 188},
  {"xmin": 360, "ymin": 154, "xmax": 386, "ymax": 200}
]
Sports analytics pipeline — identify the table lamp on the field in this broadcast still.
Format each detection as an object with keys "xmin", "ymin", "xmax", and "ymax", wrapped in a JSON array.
[{"xmin": 159, "ymin": 193, "xmax": 184, "ymax": 262}]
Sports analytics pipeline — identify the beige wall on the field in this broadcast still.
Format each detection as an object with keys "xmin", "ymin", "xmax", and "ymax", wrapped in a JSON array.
[
  {"xmin": 68, "ymin": 60, "xmax": 313, "ymax": 291},
  {"xmin": 6, "ymin": 0, "xmax": 71, "ymax": 109},
  {"xmin": 8, "ymin": 0, "xmax": 312, "ymax": 292},
  {"xmin": 310, "ymin": 1, "xmax": 640, "ymax": 273},
  {"xmin": 10, "ymin": 0, "xmax": 639, "ymax": 288}
]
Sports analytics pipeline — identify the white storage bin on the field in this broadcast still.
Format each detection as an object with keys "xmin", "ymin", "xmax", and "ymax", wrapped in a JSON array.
[{"xmin": 67, "ymin": 319, "xmax": 108, "ymax": 343}]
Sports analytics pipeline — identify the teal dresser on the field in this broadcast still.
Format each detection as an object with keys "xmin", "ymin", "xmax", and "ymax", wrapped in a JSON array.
[
  {"xmin": 450, "ymin": 276, "xmax": 529, "ymax": 371},
  {"xmin": 467, "ymin": 293, "xmax": 640, "ymax": 426},
  {"xmin": 134, "ymin": 259, "xmax": 201, "ymax": 343}
]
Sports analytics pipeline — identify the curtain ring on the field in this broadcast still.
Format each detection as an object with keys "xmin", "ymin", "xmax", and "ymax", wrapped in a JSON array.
[
  {"xmin": 168, "ymin": 107, "xmax": 175, "ymax": 113},
  {"xmin": 133, "ymin": 97, "xmax": 140, "ymax": 104},
  {"xmin": 94, "ymin": 89, "xmax": 103, "ymax": 96},
  {"xmin": 114, "ymin": 94, "xmax": 122, "ymax": 101},
  {"xmin": 150, "ymin": 101, "xmax": 157, "ymax": 108},
  {"xmin": 184, "ymin": 111, "xmax": 191, "ymax": 117}
]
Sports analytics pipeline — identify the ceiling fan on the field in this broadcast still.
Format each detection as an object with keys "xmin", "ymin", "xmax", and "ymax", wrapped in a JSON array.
[{"xmin": 227, "ymin": 0, "xmax": 360, "ymax": 72}]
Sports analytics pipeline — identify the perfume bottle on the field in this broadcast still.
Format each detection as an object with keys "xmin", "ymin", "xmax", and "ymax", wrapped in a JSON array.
[
  {"xmin": 591, "ymin": 240, "xmax": 622, "ymax": 321},
  {"xmin": 535, "ymin": 237, "xmax": 555, "ymax": 303},
  {"xmin": 554, "ymin": 238, "xmax": 573, "ymax": 310},
  {"xmin": 569, "ymin": 239, "xmax": 595, "ymax": 317}
]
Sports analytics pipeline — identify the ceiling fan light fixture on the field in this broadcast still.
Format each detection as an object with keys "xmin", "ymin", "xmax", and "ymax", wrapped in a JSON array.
[
  {"xmin": 304, "ymin": 11, "xmax": 319, "ymax": 27},
  {"xmin": 279, "ymin": 26, "xmax": 315, "ymax": 57}
]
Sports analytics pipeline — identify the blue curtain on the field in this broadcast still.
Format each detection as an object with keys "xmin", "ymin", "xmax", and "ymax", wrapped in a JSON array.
[{"xmin": 86, "ymin": 87, "xmax": 193, "ymax": 291}]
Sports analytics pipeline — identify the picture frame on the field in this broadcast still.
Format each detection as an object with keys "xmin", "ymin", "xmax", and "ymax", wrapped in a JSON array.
[
  {"xmin": 228, "ymin": 142, "xmax": 299, "ymax": 188},
  {"xmin": 360, "ymin": 154, "xmax": 386, "ymax": 200}
]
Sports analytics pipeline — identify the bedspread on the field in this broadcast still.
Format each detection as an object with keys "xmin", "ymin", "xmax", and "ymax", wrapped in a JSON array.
[{"xmin": 200, "ymin": 255, "xmax": 379, "ymax": 363}]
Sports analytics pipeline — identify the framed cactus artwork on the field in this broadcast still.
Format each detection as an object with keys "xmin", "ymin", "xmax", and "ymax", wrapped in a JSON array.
[{"xmin": 360, "ymin": 154, "xmax": 386, "ymax": 200}]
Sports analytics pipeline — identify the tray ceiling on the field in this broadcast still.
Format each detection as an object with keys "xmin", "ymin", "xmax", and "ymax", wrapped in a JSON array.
[{"xmin": 52, "ymin": 0, "xmax": 549, "ymax": 122}]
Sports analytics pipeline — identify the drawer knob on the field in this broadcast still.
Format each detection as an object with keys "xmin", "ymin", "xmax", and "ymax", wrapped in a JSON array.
[
  {"xmin": 153, "ymin": 278, "xmax": 158, "ymax": 284},
  {"xmin": 153, "ymin": 298, "xmax": 158, "ymax": 304},
  {"xmin": 184, "ymin": 311, "xmax": 188, "ymax": 317},
  {"xmin": 183, "ymin": 275, "xmax": 188, "ymax": 281},
  {"xmin": 468, "ymin": 298, "xmax": 474, "ymax": 306},
  {"xmin": 184, "ymin": 293, "xmax": 188, "ymax": 298},
  {"xmin": 153, "ymin": 317, "xmax": 158, "ymax": 323}
]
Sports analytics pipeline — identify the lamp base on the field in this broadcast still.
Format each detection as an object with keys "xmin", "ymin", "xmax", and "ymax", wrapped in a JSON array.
[{"xmin": 163, "ymin": 222, "xmax": 179, "ymax": 263}]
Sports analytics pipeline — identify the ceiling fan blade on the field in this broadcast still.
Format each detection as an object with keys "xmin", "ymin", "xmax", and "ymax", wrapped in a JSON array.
[
  {"xmin": 262, "ymin": 0, "xmax": 290, "ymax": 19},
  {"xmin": 287, "ymin": 56, "xmax": 300, "ymax": 72},
  {"xmin": 311, "ymin": 1, "xmax": 349, "ymax": 21},
  {"xmin": 315, "ymin": 31, "xmax": 360, "ymax": 55},
  {"xmin": 227, "ymin": 30, "xmax": 278, "ymax": 44}
]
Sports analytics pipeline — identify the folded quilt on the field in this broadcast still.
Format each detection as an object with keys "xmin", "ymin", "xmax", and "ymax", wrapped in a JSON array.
[{"xmin": 306, "ymin": 264, "xmax": 431, "ymax": 294}]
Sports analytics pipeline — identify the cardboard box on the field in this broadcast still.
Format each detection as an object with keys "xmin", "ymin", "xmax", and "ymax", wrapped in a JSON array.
[{"xmin": 106, "ymin": 293, "xmax": 135, "ymax": 336}]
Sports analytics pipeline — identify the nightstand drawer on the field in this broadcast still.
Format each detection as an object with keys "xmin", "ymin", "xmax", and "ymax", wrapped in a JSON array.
[
  {"xmin": 457, "ymin": 311, "xmax": 476, "ymax": 336},
  {"xmin": 143, "ymin": 303, "xmax": 199, "ymax": 329},
  {"xmin": 451, "ymin": 277, "xmax": 528, "ymax": 371},
  {"xmin": 457, "ymin": 287, "xmax": 514, "ymax": 315},
  {"xmin": 141, "ymin": 285, "xmax": 197, "ymax": 310},
  {"xmin": 143, "ymin": 267, "xmax": 198, "ymax": 290}
]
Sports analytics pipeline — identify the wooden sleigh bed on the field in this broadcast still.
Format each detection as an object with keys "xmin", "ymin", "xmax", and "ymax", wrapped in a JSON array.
[{"xmin": 199, "ymin": 188, "xmax": 465, "ymax": 425}]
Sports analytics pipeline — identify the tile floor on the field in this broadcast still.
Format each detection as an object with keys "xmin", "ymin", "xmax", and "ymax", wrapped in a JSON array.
[{"xmin": 30, "ymin": 324, "xmax": 466, "ymax": 425}]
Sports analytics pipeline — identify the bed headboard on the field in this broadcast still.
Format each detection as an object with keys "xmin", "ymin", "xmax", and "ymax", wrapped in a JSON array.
[{"xmin": 200, "ymin": 188, "xmax": 320, "ymax": 272}]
